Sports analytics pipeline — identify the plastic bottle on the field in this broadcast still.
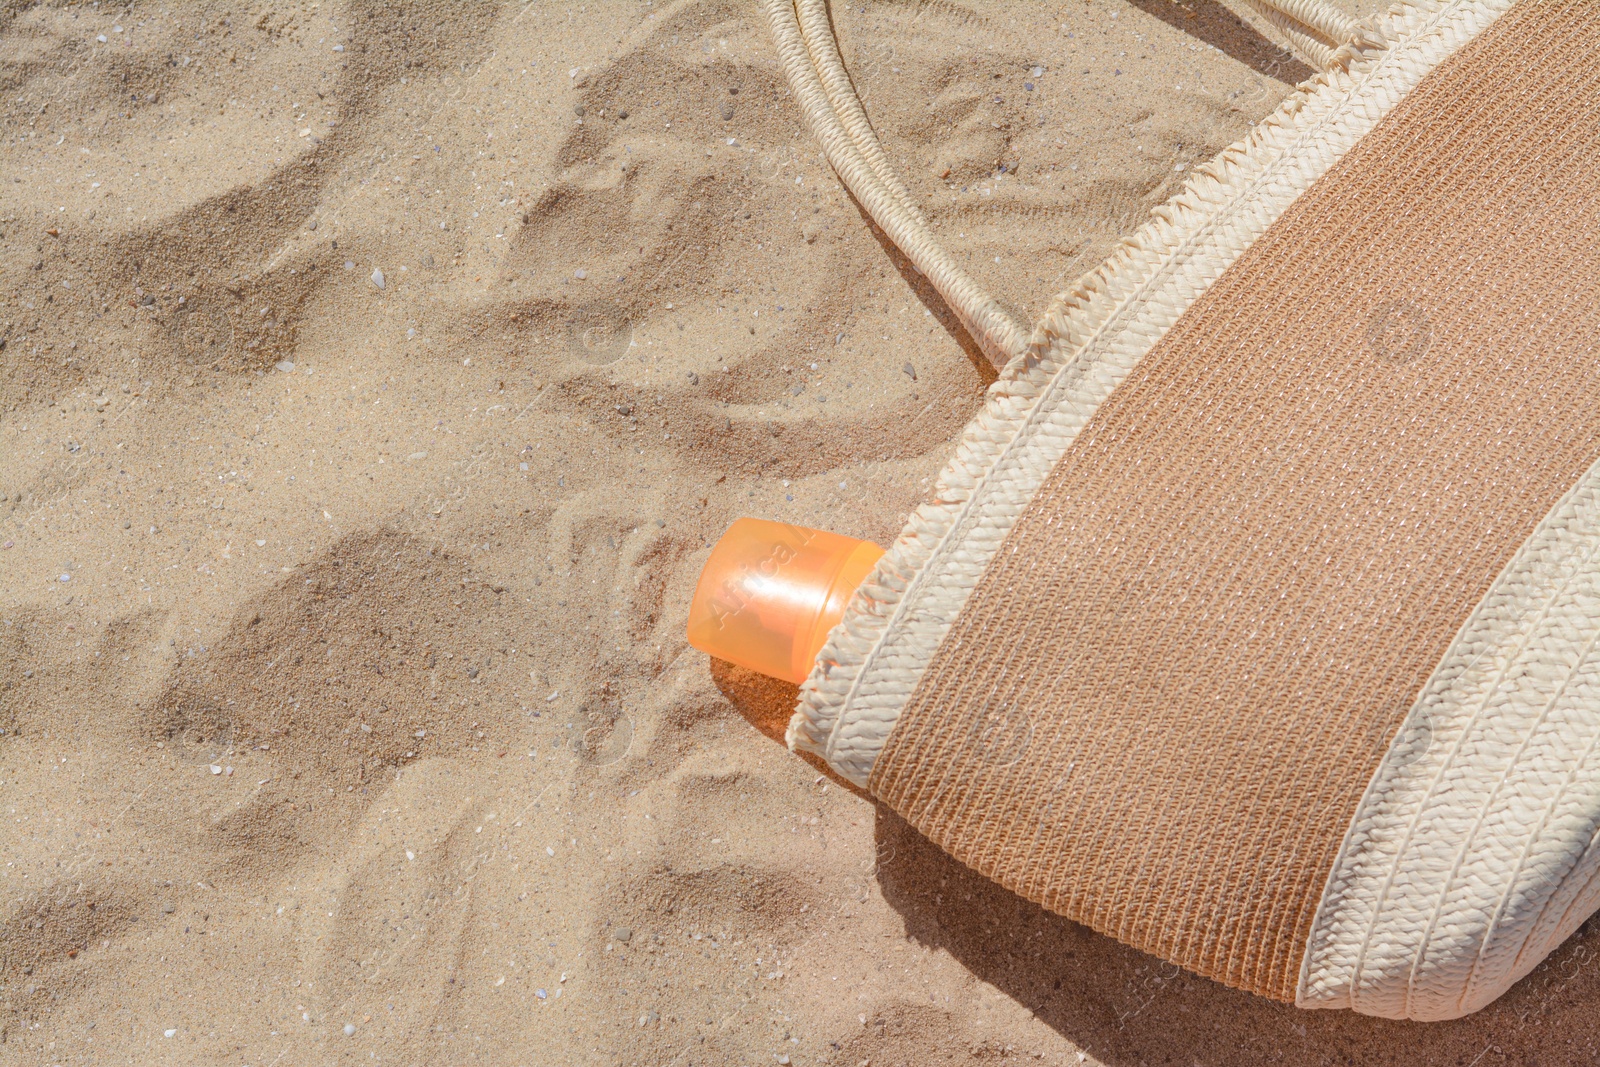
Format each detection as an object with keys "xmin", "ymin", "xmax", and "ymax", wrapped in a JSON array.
[{"xmin": 686, "ymin": 518, "xmax": 884, "ymax": 684}]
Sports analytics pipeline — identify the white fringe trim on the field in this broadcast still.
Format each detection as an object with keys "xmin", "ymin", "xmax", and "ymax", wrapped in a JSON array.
[{"xmin": 787, "ymin": 0, "xmax": 1510, "ymax": 789}]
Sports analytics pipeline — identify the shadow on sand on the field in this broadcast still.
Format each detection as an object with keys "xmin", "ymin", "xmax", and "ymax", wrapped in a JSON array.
[
  {"xmin": 873, "ymin": 805, "xmax": 1596, "ymax": 1067},
  {"xmin": 1127, "ymin": 0, "xmax": 1316, "ymax": 85},
  {"xmin": 714, "ymin": 657, "xmax": 1599, "ymax": 1065}
]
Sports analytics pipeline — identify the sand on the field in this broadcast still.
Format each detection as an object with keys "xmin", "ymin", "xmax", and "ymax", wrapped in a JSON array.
[{"xmin": 3, "ymin": 1, "xmax": 1596, "ymax": 1064}]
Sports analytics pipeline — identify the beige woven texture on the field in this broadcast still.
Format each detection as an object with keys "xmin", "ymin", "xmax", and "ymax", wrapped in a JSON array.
[
  {"xmin": 870, "ymin": 0, "xmax": 1600, "ymax": 1004},
  {"xmin": 791, "ymin": 0, "xmax": 1503, "ymax": 787}
]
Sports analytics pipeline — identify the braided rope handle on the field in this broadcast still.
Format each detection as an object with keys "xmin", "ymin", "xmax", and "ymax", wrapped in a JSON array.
[
  {"xmin": 1244, "ymin": 0, "xmax": 1370, "ymax": 68},
  {"xmin": 761, "ymin": 0, "xmax": 1031, "ymax": 368},
  {"xmin": 763, "ymin": 0, "xmax": 1367, "ymax": 371}
]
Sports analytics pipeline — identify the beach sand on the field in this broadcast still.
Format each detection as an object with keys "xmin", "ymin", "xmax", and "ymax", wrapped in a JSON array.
[{"xmin": 4, "ymin": 1, "xmax": 1597, "ymax": 1063}]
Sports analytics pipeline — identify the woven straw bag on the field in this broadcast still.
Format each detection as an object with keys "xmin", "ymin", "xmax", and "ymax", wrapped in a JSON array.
[{"xmin": 767, "ymin": 0, "xmax": 1600, "ymax": 1021}]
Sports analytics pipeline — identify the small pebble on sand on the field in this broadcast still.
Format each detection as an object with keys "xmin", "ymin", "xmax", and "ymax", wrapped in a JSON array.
[
  {"xmin": 275, "ymin": 361, "xmax": 295, "ymax": 372},
  {"xmin": 574, "ymin": 269, "xmax": 587, "ymax": 280},
  {"xmin": 344, "ymin": 1023, "xmax": 357, "ymax": 1036},
  {"xmin": 164, "ymin": 1029, "xmax": 176, "ymax": 1038},
  {"xmin": 371, "ymin": 268, "xmax": 385, "ymax": 289}
]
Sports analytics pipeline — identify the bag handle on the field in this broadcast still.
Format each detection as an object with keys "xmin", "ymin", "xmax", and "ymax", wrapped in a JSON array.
[
  {"xmin": 1242, "ymin": 0, "xmax": 1365, "ymax": 68},
  {"xmin": 761, "ymin": 0, "xmax": 1366, "ymax": 369}
]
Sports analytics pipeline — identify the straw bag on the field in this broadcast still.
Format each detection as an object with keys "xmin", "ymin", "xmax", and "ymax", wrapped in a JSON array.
[{"xmin": 767, "ymin": 0, "xmax": 1600, "ymax": 1021}]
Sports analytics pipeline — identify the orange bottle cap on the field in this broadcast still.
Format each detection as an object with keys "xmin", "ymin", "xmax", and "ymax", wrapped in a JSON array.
[{"xmin": 687, "ymin": 518, "xmax": 884, "ymax": 684}]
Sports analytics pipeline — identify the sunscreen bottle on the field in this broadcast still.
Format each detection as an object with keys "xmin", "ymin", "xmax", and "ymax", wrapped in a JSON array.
[{"xmin": 686, "ymin": 518, "xmax": 883, "ymax": 684}]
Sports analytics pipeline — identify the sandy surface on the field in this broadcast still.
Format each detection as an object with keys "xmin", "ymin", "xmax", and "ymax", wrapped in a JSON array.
[{"xmin": 3, "ymin": 1, "xmax": 1597, "ymax": 1064}]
